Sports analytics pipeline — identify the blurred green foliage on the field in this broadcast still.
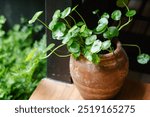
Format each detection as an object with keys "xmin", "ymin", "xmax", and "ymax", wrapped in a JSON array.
[{"xmin": 0, "ymin": 16, "xmax": 46, "ymax": 99}]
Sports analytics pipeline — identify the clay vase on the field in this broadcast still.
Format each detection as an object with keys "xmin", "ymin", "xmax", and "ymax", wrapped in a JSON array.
[{"xmin": 70, "ymin": 40, "xmax": 129, "ymax": 100}]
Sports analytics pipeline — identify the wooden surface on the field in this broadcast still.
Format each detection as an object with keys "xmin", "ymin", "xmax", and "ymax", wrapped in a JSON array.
[
  {"xmin": 30, "ymin": 77, "xmax": 150, "ymax": 100},
  {"xmin": 30, "ymin": 78, "xmax": 83, "ymax": 100}
]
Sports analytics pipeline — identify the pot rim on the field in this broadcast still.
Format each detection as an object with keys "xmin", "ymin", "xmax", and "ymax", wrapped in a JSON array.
[{"xmin": 100, "ymin": 40, "xmax": 122, "ymax": 60}]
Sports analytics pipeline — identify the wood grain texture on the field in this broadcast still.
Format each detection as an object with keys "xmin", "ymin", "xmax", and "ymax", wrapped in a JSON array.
[
  {"xmin": 29, "ymin": 78, "xmax": 83, "ymax": 100},
  {"xmin": 29, "ymin": 78, "xmax": 150, "ymax": 100}
]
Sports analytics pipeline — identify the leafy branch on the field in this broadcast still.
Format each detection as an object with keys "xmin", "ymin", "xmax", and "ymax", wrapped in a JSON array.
[{"xmin": 29, "ymin": 0, "xmax": 149, "ymax": 64}]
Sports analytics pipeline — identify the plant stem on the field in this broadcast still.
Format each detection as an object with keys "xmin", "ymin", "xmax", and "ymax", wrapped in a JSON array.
[
  {"xmin": 69, "ymin": 15, "xmax": 76, "ymax": 25},
  {"xmin": 37, "ymin": 19, "xmax": 50, "ymax": 30},
  {"xmin": 75, "ymin": 10, "xmax": 86, "ymax": 25},
  {"xmin": 117, "ymin": 20, "xmax": 121, "ymax": 28},
  {"xmin": 41, "ymin": 44, "xmax": 65, "ymax": 59},
  {"xmin": 118, "ymin": 1, "xmax": 131, "ymax": 31},
  {"xmin": 118, "ymin": 18, "xmax": 132, "ymax": 30},
  {"xmin": 123, "ymin": 1, "xmax": 129, "ymax": 11},
  {"xmin": 63, "ymin": 18, "xmax": 71, "ymax": 28},
  {"xmin": 122, "ymin": 44, "xmax": 141, "ymax": 55},
  {"xmin": 53, "ymin": 52, "xmax": 71, "ymax": 57}
]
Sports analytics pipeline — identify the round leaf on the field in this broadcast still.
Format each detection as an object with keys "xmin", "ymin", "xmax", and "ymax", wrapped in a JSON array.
[
  {"xmin": 103, "ymin": 26, "xmax": 119, "ymax": 39},
  {"xmin": 85, "ymin": 35, "xmax": 97, "ymax": 45},
  {"xmin": 101, "ymin": 12, "xmax": 110, "ymax": 19},
  {"xmin": 111, "ymin": 10, "xmax": 122, "ymax": 21},
  {"xmin": 98, "ymin": 18, "xmax": 108, "ymax": 24},
  {"xmin": 52, "ymin": 22, "xmax": 66, "ymax": 39},
  {"xmin": 96, "ymin": 24, "xmax": 107, "ymax": 33},
  {"xmin": 80, "ymin": 28, "xmax": 92, "ymax": 38},
  {"xmin": 52, "ymin": 30, "xmax": 64, "ymax": 40},
  {"xmin": 126, "ymin": 10, "xmax": 136, "ymax": 17},
  {"xmin": 137, "ymin": 53, "xmax": 150, "ymax": 64},
  {"xmin": 101, "ymin": 40, "xmax": 111, "ymax": 50},
  {"xmin": 52, "ymin": 10, "xmax": 61, "ymax": 20},
  {"xmin": 68, "ymin": 42, "xmax": 80, "ymax": 53},
  {"xmin": 91, "ymin": 40, "xmax": 102, "ymax": 53},
  {"xmin": 29, "ymin": 11, "xmax": 43, "ymax": 24},
  {"xmin": 68, "ymin": 25, "xmax": 80, "ymax": 38},
  {"xmin": 61, "ymin": 7, "xmax": 71, "ymax": 18},
  {"xmin": 116, "ymin": 0, "xmax": 129, "ymax": 8}
]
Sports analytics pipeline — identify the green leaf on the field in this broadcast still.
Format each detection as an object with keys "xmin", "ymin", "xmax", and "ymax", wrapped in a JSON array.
[
  {"xmin": 28, "ymin": 11, "xmax": 43, "ymax": 24},
  {"xmin": 96, "ymin": 18, "xmax": 108, "ymax": 33},
  {"xmin": 68, "ymin": 25, "xmax": 80, "ymax": 38},
  {"xmin": 25, "ymin": 48, "xmax": 38, "ymax": 62},
  {"xmin": 0, "ymin": 30, "xmax": 5, "ymax": 37},
  {"xmin": 68, "ymin": 42, "xmax": 80, "ymax": 53},
  {"xmin": 103, "ymin": 26, "xmax": 119, "ymax": 39},
  {"xmin": 43, "ymin": 43, "xmax": 55, "ymax": 53},
  {"xmin": 13, "ymin": 24, "xmax": 20, "ymax": 31},
  {"xmin": 61, "ymin": 7, "xmax": 71, "ymax": 18},
  {"xmin": 91, "ymin": 40, "xmax": 102, "ymax": 53},
  {"xmin": 137, "ymin": 53, "xmax": 150, "ymax": 64},
  {"xmin": 76, "ymin": 22, "xmax": 84, "ymax": 27},
  {"xmin": 69, "ymin": 25, "xmax": 78, "ymax": 32},
  {"xmin": 101, "ymin": 40, "xmax": 111, "ymax": 50},
  {"xmin": 52, "ymin": 22, "xmax": 66, "ymax": 39},
  {"xmin": 116, "ymin": 0, "xmax": 129, "ymax": 8},
  {"xmin": 84, "ymin": 51, "xmax": 93, "ymax": 62},
  {"xmin": 92, "ymin": 53, "xmax": 100, "ymax": 64},
  {"xmin": 72, "ymin": 5, "xmax": 78, "ymax": 11},
  {"xmin": 98, "ymin": 18, "xmax": 108, "ymax": 24},
  {"xmin": 62, "ymin": 33, "xmax": 71, "ymax": 44},
  {"xmin": 101, "ymin": 12, "xmax": 110, "ymax": 19},
  {"xmin": 80, "ymin": 28, "xmax": 92, "ymax": 37},
  {"xmin": 49, "ymin": 19, "xmax": 57, "ymax": 30},
  {"xmin": 96, "ymin": 23, "xmax": 107, "ymax": 33},
  {"xmin": 80, "ymin": 25, "xmax": 86, "ymax": 33},
  {"xmin": 67, "ymin": 38, "xmax": 74, "ymax": 46},
  {"xmin": 126, "ymin": 10, "xmax": 136, "ymax": 17},
  {"xmin": 85, "ymin": 35, "xmax": 97, "ymax": 45},
  {"xmin": 52, "ymin": 10, "xmax": 61, "ymax": 20},
  {"xmin": 72, "ymin": 52, "xmax": 80, "ymax": 59},
  {"xmin": 94, "ymin": 26, "xmax": 107, "ymax": 35},
  {"xmin": 0, "ymin": 15, "xmax": 6, "ymax": 24},
  {"xmin": 52, "ymin": 30, "xmax": 64, "ymax": 40},
  {"xmin": 111, "ymin": 10, "xmax": 122, "ymax": 21}
]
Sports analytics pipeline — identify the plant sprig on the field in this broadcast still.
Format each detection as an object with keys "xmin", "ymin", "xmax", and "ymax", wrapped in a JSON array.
[{"xmin": 29, "ymin": 0, "xmax": 149, "ymax": 64}]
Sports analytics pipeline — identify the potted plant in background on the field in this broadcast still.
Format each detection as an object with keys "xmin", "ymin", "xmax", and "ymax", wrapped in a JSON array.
[{"xmin": 28, "ymin": 0, "xmax": 150, "ymax": 99}]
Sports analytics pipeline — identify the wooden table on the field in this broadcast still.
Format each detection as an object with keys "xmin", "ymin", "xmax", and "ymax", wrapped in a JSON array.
[{"xmin": 30, "ymin": 71, "xmax": 150, "ymax": 100}]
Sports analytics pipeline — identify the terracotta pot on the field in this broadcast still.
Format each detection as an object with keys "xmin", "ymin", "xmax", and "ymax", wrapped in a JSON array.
[{"xmin": 70, "ymin": 40, "xmax": 129, "ymax": 100}]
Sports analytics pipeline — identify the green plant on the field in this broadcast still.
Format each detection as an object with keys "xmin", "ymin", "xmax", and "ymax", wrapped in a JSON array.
[
  {"xmin": 29, "ymin": 0, "xmax": 149, "ymax": 64},
  {"xmin": 0, "ymin": 15, "xmax": 46, "ymax": 99}
]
